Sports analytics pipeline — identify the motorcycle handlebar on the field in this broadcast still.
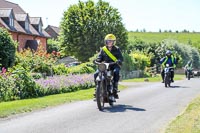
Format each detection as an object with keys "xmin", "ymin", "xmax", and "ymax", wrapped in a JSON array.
[
  {"xmin": 93, "ymin": 60, "xmax": 116, "ymax": 65},
  {"xmin": 165, "ymin": 67, "xmax": 174, "ymax": 69}
]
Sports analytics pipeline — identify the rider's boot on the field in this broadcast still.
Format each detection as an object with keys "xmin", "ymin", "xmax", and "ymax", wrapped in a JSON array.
[
  {"xmin": 113, "ymin": 82, "xmax": 119, "ymax": 99},
  {"xmin": 109, "ymin": 95, "xmax": 116, "ymax": 102}
]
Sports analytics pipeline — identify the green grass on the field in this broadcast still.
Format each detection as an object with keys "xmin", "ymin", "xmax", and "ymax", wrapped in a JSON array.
[
  {"xmin": 122, "ymin": 74, "xmax": 185, "ymax": 82},
  {"xmin": 164, "ymin": 95, "xmax": 200, "ymax": 133},
  {"xmin": 0, "ymin": 85, "xmax": 126, "ymax": 118},
  {"xmin": 0, "ymin": 88, "xmax": 93, "ymax": 118}
]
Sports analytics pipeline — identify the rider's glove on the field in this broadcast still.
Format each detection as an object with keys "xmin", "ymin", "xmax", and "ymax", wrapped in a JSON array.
[{"xmin": 116, "ymin": 60, "xmax": 122, "ymax": 65}]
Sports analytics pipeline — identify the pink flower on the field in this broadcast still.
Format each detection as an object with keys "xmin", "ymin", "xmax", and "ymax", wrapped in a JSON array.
[{"xmin": 1, "ymin": 67, "xmax": 6, "ymax": 74}]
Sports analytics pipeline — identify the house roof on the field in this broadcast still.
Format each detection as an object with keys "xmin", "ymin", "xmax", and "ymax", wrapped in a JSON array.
[
  {"xmin": 0, "ymin": 8, "xmax": 12, "ymax": 17},
  {"xmin": 47, "ymin": 25, "xmax": 60, "ymax": 35},
  {"xmin": 40, "ymin": 29, "xmax": 50, "ymax": 37},
  {"xmin": 0, "ymin": 0, "xmax": 25, "ymax": 13},
  {"xmin": 0, "ymin": 0, "xmax": 50, "ymax": 38},
  {"xmin": 15, "ymin": 13, "xmax": 28, "ymax": 21},
  {"xmin": 0, "ymin": 17, "xmax": 9, "ymax": 28},
  {"xmin": 30, "ymin": 17, "xmax": 43, "ymax": 26}
]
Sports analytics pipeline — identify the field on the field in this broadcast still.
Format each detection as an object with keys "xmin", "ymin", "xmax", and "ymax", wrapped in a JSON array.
[{"xmin": 128, "ymin": 32, "xmax": 200, "ymax": 47}]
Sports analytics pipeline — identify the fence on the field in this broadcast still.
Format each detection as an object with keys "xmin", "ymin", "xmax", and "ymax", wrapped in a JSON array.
[{"xmin": 147, "ymin": 64, "xmax": 161, "ymax": 77}]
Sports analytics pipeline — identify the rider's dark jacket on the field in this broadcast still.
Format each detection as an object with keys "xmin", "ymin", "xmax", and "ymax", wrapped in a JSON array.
[{"xmin": 96, "ymin": 45, "xmax": 123, "ymax": 65}]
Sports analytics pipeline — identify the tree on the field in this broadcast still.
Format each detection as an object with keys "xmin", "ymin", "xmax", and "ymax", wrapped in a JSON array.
[
  {"xmin": 47, "ymin": 39, "xmax": 60, "ymax": 54},
  {"xmin": 60, "ymin": 0, "xmax": 128, "ymax": 62},
  {"xmin": 0, "ymin": 28, "xmax": 16, "ymax": 68},
  {"xmin": 190, "ymin": 47, "xmax": 200, "ymax": 69}
]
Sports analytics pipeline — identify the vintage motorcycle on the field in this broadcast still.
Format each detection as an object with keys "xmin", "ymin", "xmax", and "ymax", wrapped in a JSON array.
[
  {"xmin": 164, "ymin": 64, "xmax": 174, "ymax": 87},
  {"xmin": 186, "ymin": 67, "xmax": 193, "ymax": 80},
  {"xmin": 94, "ymin": 61, "xmax": 117, "ymax": 111}
]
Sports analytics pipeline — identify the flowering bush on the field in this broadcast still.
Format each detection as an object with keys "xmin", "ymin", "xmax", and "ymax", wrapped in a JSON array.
[
  {"xmin": 10, "ymin": 65, "xmax": 41, "ymax": 99},
  {"xmin": 130, "ymin": 51, "xmax": 151, "ymax": 70},
  {"xmin": 0, "ymin": 67, "xmax": 18, "ymax": 101},
  {"xmin": 35, "ymin": 74, "xmax": 94, "ymax": 95},
  {"xmin": 0, "ymin": 65, "xmax": 95, "ymax": 102},
  {"xmin": 15, "ymin": 47, "xmax": 59, "ymax": 75}
]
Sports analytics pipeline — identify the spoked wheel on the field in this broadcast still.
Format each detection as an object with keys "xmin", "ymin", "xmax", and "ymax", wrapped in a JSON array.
[
  {"xmin": 164, "ymin": 76, "xmax": 170, "ymax": 87},
  {"xmin": 187, "ymin": 72, "xmax": 190, "ymax": 80},
  {"xmin": 96, "ymin": 81, "xmax": 105, "ymax": 111}
]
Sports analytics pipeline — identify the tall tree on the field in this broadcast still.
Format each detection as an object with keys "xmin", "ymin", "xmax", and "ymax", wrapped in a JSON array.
[{"xmin": 60, "ymin": 0, "xmax": 128, "ymax": 62}]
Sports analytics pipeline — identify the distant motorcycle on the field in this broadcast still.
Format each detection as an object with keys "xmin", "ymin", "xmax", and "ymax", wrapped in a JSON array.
[
  {"xmin": 94, "ymin": 61, "xmax": 117, "ymax": 111},
  {"xmin": 164, "ymin": 64, "xmax": 174, "ymax": 87},
  {"xmin": 186, "ymin": 68, "xmax": 193, "ymax": 80}
]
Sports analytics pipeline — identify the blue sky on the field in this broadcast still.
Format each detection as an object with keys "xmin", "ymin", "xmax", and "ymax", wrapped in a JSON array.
[{"xmin": 8, "ymin": 0, "xmax": 200, "ymax": 32}]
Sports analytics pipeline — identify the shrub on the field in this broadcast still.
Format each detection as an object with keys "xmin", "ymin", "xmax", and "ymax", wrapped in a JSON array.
[
  {"xmin": 129, "ymin": 50, "xmax": 151, "ymax": 70},
  {"xmin": 0, "ymin": 28, "xmax": 16, "ymax": 68},
  {"xmin": 47, "ymin": 39, "xmax": 60, "ymax": 54},
  {"xmin": 67, "ymin": 63, "xmax": 95, "ymax": 74},
  {"xmin": 10, "ymin": 65, "xmax": 41, "ymax": 99},
  {"xmin": 156, "ymin": 39, "xmax": 200, "ymax": 68},
  {"xmin": 53, "ymin": 63, "xmax": 68, "ymax": 75},
  {"xmin": 0, "ymin": 72, "xmax": 18, "ymax": 102},
  {"xmin": 15, "ymin": 47, "xmax": 58, "ymax": 75}
]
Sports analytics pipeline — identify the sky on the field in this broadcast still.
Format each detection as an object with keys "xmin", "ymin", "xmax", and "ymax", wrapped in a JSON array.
[{"xmin": 8, "ymin": 0, "xmax": 200, "ymax": 32}]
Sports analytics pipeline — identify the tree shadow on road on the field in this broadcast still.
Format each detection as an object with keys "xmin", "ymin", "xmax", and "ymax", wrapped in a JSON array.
[{"xmin": 102, "ymin": 104, "xmax": 146, "ymax": 113}]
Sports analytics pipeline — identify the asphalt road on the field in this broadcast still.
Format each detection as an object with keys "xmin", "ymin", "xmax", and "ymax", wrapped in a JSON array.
[{"xmin": 0, "ymin": 78, "xmax": 200, "ymax": 133}]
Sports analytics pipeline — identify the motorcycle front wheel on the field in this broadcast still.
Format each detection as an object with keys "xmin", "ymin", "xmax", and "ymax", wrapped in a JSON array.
[
  {"xmin": 96, "ymin": 81, "xmax": 105, "ymax": 111},
  {"xmin": 164, "ymin": 75, "xmax": 170, "ymax": 87},
  {"xmin": 187, "ymin": 71, "xmax": 190, "ymax": 80}
]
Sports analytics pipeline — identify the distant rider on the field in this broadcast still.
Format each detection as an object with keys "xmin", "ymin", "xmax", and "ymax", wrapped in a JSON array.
[
  {"xmin": 184, "ymin": 60, "xmax": 193, "ymax": 78},
  {"xmin": 160, "ymin": 50, "xmax": 177, "ymax": 83}
]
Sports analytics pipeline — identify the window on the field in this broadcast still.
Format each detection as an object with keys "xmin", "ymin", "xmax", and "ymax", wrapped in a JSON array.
[
  {"xmin": 38, "ymin": 23, "xmax": 42, "ymax": 33},
  {"xmin": 25, "ymin": 19, "xmax": 29, "ymax": 31},
  {"xmin": 9, "ymin": 14, "xmax": 14, "ymax": 27}
]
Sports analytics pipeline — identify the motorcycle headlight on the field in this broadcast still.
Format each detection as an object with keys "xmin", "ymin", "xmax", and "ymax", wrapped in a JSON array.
[{"xmin": 98, "ymin": 64, "xmax": 106, "ymax": 72}]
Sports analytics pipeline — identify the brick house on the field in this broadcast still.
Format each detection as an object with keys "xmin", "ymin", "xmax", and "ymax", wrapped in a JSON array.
[
  {"xmin": 0, "ymin": 0, "xmax": 50, "ymax": 51},
  {"xmin": 45, "ymin": 25, "xmax": 60, "ymax": 39}
]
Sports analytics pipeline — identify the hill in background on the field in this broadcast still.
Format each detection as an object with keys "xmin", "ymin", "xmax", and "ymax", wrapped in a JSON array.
[{"xmin": 128, "ymin": 32, "xmax": 200, "ymax": 50}]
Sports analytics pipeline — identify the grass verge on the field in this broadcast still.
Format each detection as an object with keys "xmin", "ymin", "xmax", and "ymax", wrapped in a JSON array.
[
  {"xmin": 0, "ymin": 85, "xmax": 126, "ymax": 118},
  {"xmin": 164, "ymin": 95, "xmax": 200, "ymax": 133}
]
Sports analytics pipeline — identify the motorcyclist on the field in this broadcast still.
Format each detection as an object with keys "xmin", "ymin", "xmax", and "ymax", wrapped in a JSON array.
[
  {"xmin": 94, "ymin": 34, "xmax": 123, "ymax": 99},
  {"xmin": 184, "ymin": 60, "xmax": 193, "ymax": 78},
  {"xmin": 160, "ymin": 50, "xmax": 177, "ymax": 83}
]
